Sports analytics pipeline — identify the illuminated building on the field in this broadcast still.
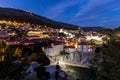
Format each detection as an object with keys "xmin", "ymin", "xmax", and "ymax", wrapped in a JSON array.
[
  {"xmin": 27, "ymin": 31, "xmax": 42, "ymax": 37},
  {"xmin": 78, "ymin": 42, "xmax": 94, "ymax": 52},
  {"xmin": 44, "ymin": 41, "xmax": 64, "ymax": 56}
]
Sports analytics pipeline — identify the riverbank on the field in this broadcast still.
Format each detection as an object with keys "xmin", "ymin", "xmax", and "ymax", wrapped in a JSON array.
[{"xmin": 63, "ymin": 65, "xmax": 96, "ymax": 80}]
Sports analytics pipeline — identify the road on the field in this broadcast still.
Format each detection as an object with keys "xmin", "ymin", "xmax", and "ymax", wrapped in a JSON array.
[{"xmin": 59, "ymin": 61, "xmax": 90, "ymax": 68}]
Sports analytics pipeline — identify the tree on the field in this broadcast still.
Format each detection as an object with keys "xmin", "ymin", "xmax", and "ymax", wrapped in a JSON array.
[
  {"xmin": 89, "ymin": 39, "xmax": 96, "ymax": 45},
  {"xmin": 34, "ymin": 65, "xmax": 50, "ymax": 80},
  {"xmin": 93, "ymin": 39, "xmax": 120, "ymax": 80},
  {"xmin": 101, "ymin": 29, "xmax": 113, "ymax": 37},
  {"xmin": 13, "ymin": 47, "xmax": 23, "ymax": 58},
  {"xmin": 0, "ymin": 45, "xmax": 29, "ymax": 79},
  {"xmin": 36, "ymin": 53, "xmax": 50, "ymax": 66},
  {"xmin": 75, "ymin": 33, "xmax": 84, "ymax": 38}
]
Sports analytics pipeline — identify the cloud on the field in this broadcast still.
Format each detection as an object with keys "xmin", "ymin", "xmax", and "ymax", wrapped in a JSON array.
[
  {"xmin": 75, "ymin": 0, "xmax": 114, "ymax": 17},
  {"xmin": 98, "ymin": 18, "xmax": 120, "ymax": 28},
  {"xmin": 44, "ymin": 0, "xmax": 80, "ymax": 18},
  {"xmin": 69, "ymin": 0, "xmax": 120, "ymax": 28}
]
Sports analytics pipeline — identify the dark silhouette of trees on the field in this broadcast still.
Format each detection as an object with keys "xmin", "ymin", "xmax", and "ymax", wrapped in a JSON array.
[
  {"xmin": 93, "ymin": 39, "xmax": 120, "ymax": 80},
  {"xmin": 0, "ymin": 41, "xmax": 51, "ymax": 79},
  {"xmin": 100, "ymin": 29, "xmax": 113, "ymax": 37},
  {"xmin": 36, "ymin": 53, "xmax": 50, "ymax": 66},
  {"xmin": 34, "ymin": 65, "xmax": 50, "ymax": 80}
]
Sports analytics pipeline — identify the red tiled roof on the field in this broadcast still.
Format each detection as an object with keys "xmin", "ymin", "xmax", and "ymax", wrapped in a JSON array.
[
  {"xmin": 53, "ymin": 40, "xmax": 63, "ymax": 45},
  {"xmin": 6, "ymin": 39, "xmax": 24, "ymax": 42},
  {"xmin": 29, "ymin": 38, "xmax": 50, "ymax": 41},
  {"xmin": 0, "ymin": 37, "xmax": 8, "ymax": 39},
  {"xmin": 20, "ymin": 39, "xmax": 33, "ymax": 43},
  {"xmin": 44, "ymin": 46, "xmax": 52, "ymax": 49},
  {"xmin": 79, "ymin": 42, "xmax": 88, "ymax": 45},
  {"xmin": 27, "ymin": 36, "xmax": 40, "ymax": 37},
  {"xmin": 64, "ymin": 46, "xmax": 75, "ymax": 49}
]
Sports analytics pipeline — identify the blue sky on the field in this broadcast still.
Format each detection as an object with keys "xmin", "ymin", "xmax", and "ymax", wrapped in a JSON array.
[{"xmin": 0, "ymin": 0, "xmax": 120, "ymax": 28}]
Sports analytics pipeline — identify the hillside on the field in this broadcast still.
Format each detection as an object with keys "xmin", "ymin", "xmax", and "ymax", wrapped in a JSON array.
[
  {"xmin": 81, "ymin": 27, "xmax": 105, "ymax": 32},
  {"xmin": 0, "ymin": 7, "xmax": 79, "ymax": 30}
]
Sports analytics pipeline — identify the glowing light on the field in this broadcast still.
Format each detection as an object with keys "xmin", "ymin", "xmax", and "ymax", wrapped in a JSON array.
[
  {"xmin": 0, "ymin": 20, "xmax": 31, "ymax": 26},
  {"xmin": 59, "ymin": 29, "xmax": 75, "ymax": 38},
  {"xmin": 86, "ymin": 35, "xmax": 104, "ymax": 41}
]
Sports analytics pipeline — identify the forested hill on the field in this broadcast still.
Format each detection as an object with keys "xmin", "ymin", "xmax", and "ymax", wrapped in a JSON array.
[{"xmin": 0, "ymin": 7, "xmax": 79, "ymax": 30}]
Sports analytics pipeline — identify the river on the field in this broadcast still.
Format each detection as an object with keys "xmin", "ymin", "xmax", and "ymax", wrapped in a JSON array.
[{"xmin": 64, "ymin": 65, "xmax": 96, "ymax": 80}]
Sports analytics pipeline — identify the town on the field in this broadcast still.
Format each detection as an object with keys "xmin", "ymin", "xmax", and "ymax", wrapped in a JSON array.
[
  {"xmin": 0, "ymin": 0, "xmax": 120, "ymax": 80},
  {"xmin": 0, "ymin": 20, "xmax": 109, "ymax": 80}
]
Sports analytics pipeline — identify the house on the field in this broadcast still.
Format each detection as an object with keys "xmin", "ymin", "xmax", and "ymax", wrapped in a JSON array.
[
  {"xmin": 44, "ymin": 46, "xmax": 53, "ymax": 56},
  {"xmin": 44, "ymin": 40, "xmax": 64, "ymax": 56},
  {"xmin": 64, "ymin": 46, "xmax": 75, "ymax": 53},
  {"xmin": 27, "ymin": 36, "xmax": 41, "ymax": 40},
  {"xmin": 0, "ymin": 30, "xmax": 9, "ymax": 41},
  {"xmin": 78, "ymin": 42, "xmax": 94, "ymax": 52},
  {"xmin": 27, "ymin": 30, "xmax": 42, "ymax": 37},
  {"xmin": 5, "ymin": 39, "xmax": 23, "ymax": 45},
  {"xmin": 7, "ymin": 31, "xmax": 16, "ymax": 36},
  {"xmin": 20, "ymin": 39, "xmax": 34, "ymax": 45}
]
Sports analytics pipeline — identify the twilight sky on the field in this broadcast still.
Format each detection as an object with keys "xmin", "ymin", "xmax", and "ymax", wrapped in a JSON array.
[{"xmin": 0, "ymin": 0, "xmax": 120, "ymax": 28}]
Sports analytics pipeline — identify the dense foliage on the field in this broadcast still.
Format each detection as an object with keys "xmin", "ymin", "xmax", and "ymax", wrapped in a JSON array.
[
  {"xmin": 94, "ymin": 38, "xmax": 120, "ymax": 80},
  {"xmin": 0, "ymin": 42, "xmax": 50, "ymax": 80}
]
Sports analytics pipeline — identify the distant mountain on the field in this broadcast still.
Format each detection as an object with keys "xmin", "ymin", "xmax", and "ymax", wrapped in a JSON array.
[
  {"xmin": 0, "ymin": 7, "xmax": 79, "ymax": 30},
  {"xmin": 81, "ymin": 27, "xmax": 105, "ymax": 32}
]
